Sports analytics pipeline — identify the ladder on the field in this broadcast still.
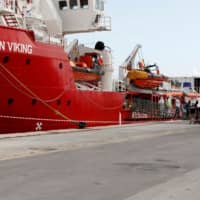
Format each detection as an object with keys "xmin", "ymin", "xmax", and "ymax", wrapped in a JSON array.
[{"xmin": 3, "ymin": 14, "xmax": 19, "ymax": 27}]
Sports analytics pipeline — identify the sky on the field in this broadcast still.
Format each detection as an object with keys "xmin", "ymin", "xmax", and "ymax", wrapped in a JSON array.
[{"xmin": 68, "ymin": 0, "xmax": 200, "ymax": 78}]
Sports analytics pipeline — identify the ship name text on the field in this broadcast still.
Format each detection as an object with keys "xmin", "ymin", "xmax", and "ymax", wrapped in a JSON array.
[{"xmin": 0, "ymin": 40, "xmax": 32, "ymax": 54}]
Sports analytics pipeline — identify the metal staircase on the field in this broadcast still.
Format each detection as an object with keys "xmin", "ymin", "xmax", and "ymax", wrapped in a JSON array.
[{"xmin": 3, "ymin": 14, "xmax": 19, "ymax": 27}]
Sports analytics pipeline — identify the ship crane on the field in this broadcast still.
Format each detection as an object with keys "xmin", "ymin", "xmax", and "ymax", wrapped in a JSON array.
[{"xmin": 119, "ymin": 44, "xmax": 142, "ymax": 80}]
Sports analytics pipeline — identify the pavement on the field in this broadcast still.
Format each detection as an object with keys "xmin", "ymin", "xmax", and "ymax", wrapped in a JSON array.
[
  {"xmin": 0, "ymin": 121, "xmax": 186, "ymax": 161},
  {"xmin": 0, "ymin": 120, "xmax": 178, "ymax": 139},
  {"xmin": 0, "ymin": 120, "xmax": 200, "ymax": 200},
  {"xmin": 125, "ymin": 168, "xmax": 200, "ymax": 200}
]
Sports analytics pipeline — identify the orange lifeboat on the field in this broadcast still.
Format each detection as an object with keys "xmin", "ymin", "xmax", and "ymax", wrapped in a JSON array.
[
  {"xmin": 72, "ymin": 52, "xmax": 104, "ymax": 82},
  {"xmin": 72, "ymin": 67, "xmax": 103, "ymax": 81},
  {"xmin": 127, "ymin": 66, "xmax": 168, "ymax": 89}
]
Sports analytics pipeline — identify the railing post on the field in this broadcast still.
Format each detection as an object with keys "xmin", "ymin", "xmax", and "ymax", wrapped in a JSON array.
[{"xmin": 119, "ymin": 112, "xmax": 122, "ymax": 126}]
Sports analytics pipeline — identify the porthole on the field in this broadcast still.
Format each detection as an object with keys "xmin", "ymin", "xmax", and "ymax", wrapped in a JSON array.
[
  {"xmin": 26, "ymin": 58, "xmax": 31, "ymax": 65},
  {"xmin": 59, "ymin": 63, "xmax": 63, "ymax": 69},
  {"xmin": 57, "ymin": 99, "xmax": 61, "ymax": 105},
  {"xmin": 8, "ymin": 98, "xmax": 14, "ymax": 105},
  {"xmin": 67, "ymin": 100, "xmax": 71, "ymax": 106},
  {"xmin": 3, "ymin": 56, "xmax": 9, "ymax": 64},
  {"xmin": 32, "ymin": 99, "xmax": 37, "ymax": 105}
]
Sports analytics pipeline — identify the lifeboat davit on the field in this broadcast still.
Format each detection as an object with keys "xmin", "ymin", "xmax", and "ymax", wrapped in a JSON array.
[{"xmin": 127, "ymin": 69, "xmax": 167, "ymax": 89}]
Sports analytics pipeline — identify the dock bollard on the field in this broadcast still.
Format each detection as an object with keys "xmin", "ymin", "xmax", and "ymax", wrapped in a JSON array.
[{"xmin": 78, "ymin": 122, "xmax": 87, "ymax": 129}]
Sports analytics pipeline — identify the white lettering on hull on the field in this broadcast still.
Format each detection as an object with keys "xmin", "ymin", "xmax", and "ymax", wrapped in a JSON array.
[
  {"xmin": 0, "ymin": 41, "xmax": 5, "ymax": 51},
  {"xmin": 0, "ymin": 40, "xmax": 33, "ymax": 54}
]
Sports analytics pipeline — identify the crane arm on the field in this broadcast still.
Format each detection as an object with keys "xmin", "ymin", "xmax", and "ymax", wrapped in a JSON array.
[{"xmin": 121, "ymin": 44, "xmax": 142, "ymax": 69}]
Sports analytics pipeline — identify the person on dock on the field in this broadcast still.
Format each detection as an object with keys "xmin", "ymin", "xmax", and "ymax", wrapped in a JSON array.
[
  {"xmin": 185, "ymin": 100, "xmax": 191, "ymax": 120},
  {"xmin": 189, "ymin": 101, "xmax": 199, "ymax": 124},
  {"xmin": 195, "ymin": 100, "xmax": 199, "ymax": 123},
  {"xmin": 174, "ymin": 98, "xmax": 181, "ymax": 119}
]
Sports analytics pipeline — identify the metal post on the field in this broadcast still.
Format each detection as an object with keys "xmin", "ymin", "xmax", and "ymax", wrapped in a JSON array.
[{"xmin": 119, "ymin": 112, "xmax": 122, "ymax": 126}]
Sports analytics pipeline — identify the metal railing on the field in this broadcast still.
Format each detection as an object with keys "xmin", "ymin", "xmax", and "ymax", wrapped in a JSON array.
[
  {"xmin": 131, "ymin": 97, "xmax": 176, "ymax": 120},
  {"xmin": 0, "ymin": 0, "xmax": 22, "ymax": 15},
  {"xmin": 94, "ymin": 15, "xmax": 111, "ymax": 31}
]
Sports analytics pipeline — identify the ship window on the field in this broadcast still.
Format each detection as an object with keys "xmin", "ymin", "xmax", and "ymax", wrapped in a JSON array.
[
  {"xmin": 95, "ymin": 0, "xmax": 104, "ymax": 11},
  {"xmin": 59, "ymin": 1, "xmax": 68, "ymax": 10},
  {"xmin": 70, "ymin": 0, "xmax": 78, "ymax": 9},
  {"xmin": 80, "ymin": 0, "xmax": 88, "ymax": 8},
  {"xmin": 183, "ymin": 82, "xmax": 192, "ymax": 89}
]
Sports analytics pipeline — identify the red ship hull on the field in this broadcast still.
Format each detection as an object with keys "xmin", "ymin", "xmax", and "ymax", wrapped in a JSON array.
[{"xmin": 0, "ymin": 26, "xmax": 130, "ymax": 133}]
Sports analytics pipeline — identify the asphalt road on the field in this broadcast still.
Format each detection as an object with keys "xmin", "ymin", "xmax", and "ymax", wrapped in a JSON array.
[{"xmin": 0, "ymin": 121, "xmax": 199, "ymax": 200}]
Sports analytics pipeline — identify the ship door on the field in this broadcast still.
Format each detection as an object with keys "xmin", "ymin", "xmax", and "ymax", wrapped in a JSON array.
[{"xmin": 195, "ymin": 78, "xmax": 200, "ymax": 93}]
